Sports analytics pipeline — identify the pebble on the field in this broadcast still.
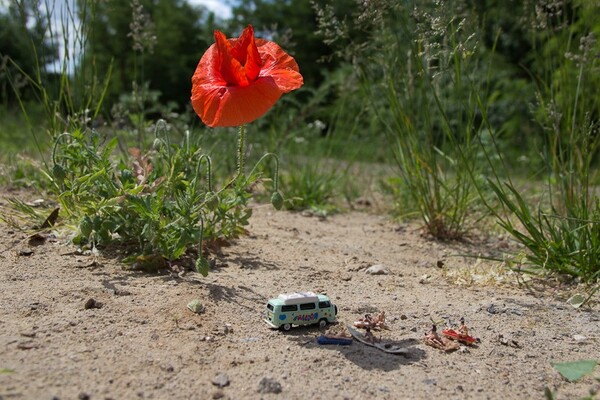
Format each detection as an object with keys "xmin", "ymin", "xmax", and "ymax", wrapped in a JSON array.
[
  {"xmin": 187, "ymin": 299, "xmax": 205, "ymax": 314},
  {"xmin": 257, "ymin": 377, "xmax": 282, "ymax": 394},
  {"xmin": 212, "ymin": 372, "xmax": 230, "ymax": 388},
  {"xmin": 365, "ymin": 264, "xmax": 389, "ymax": 275},
  {"xmin": 573, "ymin": 334, "xmax": 587, "ymax": 342},
  {"xmin": 84, "ymin": 298, "xmax": 102, "ymax": 310},
  {"xmin": 18, "ymin": 248, "xmax": 33, "ymax": 256}
]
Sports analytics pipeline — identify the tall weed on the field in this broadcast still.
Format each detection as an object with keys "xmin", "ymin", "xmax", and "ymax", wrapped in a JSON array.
[
  {"xmin": 477, "ymin": 1, "xmax": 600, "ymax": 282},
  {"xmin": 357, "ymin": 1, "xmax": 485, "ymax": 239}
]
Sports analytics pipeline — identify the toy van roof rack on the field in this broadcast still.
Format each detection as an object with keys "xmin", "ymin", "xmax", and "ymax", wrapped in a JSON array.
[{"xmin": 278, "ymin": 292, "xmax": 318, "ymax": 305}]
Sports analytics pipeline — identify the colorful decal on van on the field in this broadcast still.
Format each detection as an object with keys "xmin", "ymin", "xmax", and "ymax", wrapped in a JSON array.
[{"xmin": 294, "ymin": 313, "xmax": 318, "ymax": 321}]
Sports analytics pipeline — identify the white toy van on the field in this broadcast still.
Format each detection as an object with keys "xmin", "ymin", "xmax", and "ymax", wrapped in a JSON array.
[{"xmin": 264, "ymin": 292, "xmax": 338, "ymax": 331}]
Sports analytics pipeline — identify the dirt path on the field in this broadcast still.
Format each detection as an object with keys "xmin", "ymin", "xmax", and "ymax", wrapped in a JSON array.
[{"xmin": 1, "ymin": 197, "xmax": 599, "ymax": 399}]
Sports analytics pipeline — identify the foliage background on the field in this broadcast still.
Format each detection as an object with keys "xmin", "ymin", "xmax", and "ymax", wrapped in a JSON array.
[{"xmin": 1, "ymin": 0, "xmax": 599, "ymax": 283}]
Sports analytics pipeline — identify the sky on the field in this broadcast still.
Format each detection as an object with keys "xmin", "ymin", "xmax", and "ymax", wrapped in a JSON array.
[
  {"xmin": 187, "ymin": 0, "xmax": 232, "ymax": 19},
  {"xmin": 2, "ymin": 0, "xmax": 234, "ymax": 72}
]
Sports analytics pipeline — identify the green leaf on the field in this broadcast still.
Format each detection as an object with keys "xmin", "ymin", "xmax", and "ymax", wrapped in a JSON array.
[
  {"xmin": 0, "ymin": 368, "xmax": 15, "ymax": 374},
  {"xmin": 566, "ymin": 294, "xmax": 586, "ymax": 309},
  {"xmin": 551, "ymin": 360, "xmax": 598, "ymax": 382}
]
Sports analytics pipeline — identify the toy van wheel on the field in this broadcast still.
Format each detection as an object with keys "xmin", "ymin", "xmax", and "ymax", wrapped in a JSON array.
[
  {"xmin": 281, "ymin": 323, "xmax": 292, "ymax": 331},
  {"xmin": 319, "ymin": 319, "xmax": 328, "ymax": 329}
]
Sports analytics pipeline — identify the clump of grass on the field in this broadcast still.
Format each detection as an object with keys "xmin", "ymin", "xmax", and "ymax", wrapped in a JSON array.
[
  {"xmin": 280, "ymin": 161, "xmax": 340, "ymax": 214},
  {"xmin": 476, "ymin": 5, "xmax": 600, "ymax": 283},
  {"xmin": 357, "ymin": 1, "xmax": 484, "ymax": 239}
]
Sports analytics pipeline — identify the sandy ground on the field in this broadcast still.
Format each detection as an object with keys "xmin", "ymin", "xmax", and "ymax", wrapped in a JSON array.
[{"xmin": 1, "ymin": 191, "xmax": 599, "ymax": 400}]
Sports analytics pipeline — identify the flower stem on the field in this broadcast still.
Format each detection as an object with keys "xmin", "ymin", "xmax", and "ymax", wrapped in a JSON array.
[
  {"xmin": 249, "ymin": 152, "xmax": 280, "ymax": 192},
  {"xmin": 211, "ymin": 124, "xmax": 246, "ymax": 195},
  {"xmin": 237, "ymin": 124, "xmax": 246, "ymax": 176}
]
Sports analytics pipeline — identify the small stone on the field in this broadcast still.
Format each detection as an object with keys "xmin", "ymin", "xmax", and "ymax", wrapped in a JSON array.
[
  {"xmin": 355, "ymin": 197, "xmax": 372, "ymax": 207},
  {"xmin": 257, "ymin": 377, "xmax": 282, "ymax": 394},
  {"xmin": 113, "ymin": 288, "xmax": 131, "ymax": 296},
  {"xmin": 487, "ymin": 304, "xmax": 499, "ymax": 314},
  {"xmin": 84, "ymin": 298, "xmax": 102, "ymax": 310},
  {"xmin": 212, "ymin": 390, "xmax": 225, "ymax": 399},
  {"xmin": 18, "ymin": 248, "xmax": 34, "ymax": 256},
  {"xmin": 187, "ymin": 299, "xmax": 205, "ymax": 314},
  {"xmin": 212, "ymin": 372, "xmax": 230, "ymax": 388},
  {"xmin": 78, "ymin": 393, "xmax": 90, "ymax": 400},
  {"xmin": 573, "ymin": 334, "xmax": 588, "ymax": 342},
  {"xmin": 365, "ymin": 264, "xmax": 390, "ymax": 275},
  {"xmin": 17, "ymin": 341, "xmax": 38, "ymax": 350}
]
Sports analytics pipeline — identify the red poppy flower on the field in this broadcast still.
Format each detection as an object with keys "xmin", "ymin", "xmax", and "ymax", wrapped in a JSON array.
[{"xmin": 191, "ymin": 25, "xmax": 303, "ymax": 127}]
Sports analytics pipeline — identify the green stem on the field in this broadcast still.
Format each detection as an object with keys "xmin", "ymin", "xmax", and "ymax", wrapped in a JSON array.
[
  {"xmin": 197, "ymin": 125, "xmax": 246, "ymax": 210},
  {"xmin": 248, "ymin": 152, "xmax": 280, "ymax": 192},
  {"xmin": 237, "ymin": 124, "xmax": 246, "ymax": 176},
  {"xmin": 195, "ymin": 154, "xmax": 213, "ymax": 192},
  {"xmin": 52, "ymin": 132, "xmax": 72, "ymax": 165},
  {"xmin": 221, "ymin": 124, "xmax": 246, "ymax": 191}
]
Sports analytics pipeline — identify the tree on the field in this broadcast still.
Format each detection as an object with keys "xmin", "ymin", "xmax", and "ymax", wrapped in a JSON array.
[
  {"xmin": 228, "ymin": 0, "xmax": 347, "ymax": 87},
  {"xmin": 79, "ymin": 0, "xmax": 218, "ymax": 112},
  {"xmin": 0, "ymin": 0, "xmax": 59, "ymax": 104}
]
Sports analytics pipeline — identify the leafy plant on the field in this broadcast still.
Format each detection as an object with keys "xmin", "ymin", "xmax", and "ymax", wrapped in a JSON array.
[{"xmin": 48, "ymin": 121, "xmax": 272, "ymax": 275}]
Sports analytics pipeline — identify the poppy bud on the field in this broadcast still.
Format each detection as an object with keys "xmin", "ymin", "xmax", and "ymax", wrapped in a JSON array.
[
  {"xmin": 52, "ymin": 164, "xmax": 66, "ymax": 184},
  {"xmin": 204, "ymin": 191, "xmax": 219, "ymax": 210},
  {"xmin": 271, "ymin": 191, "xmax": 284, "ymax": 210},
  {"xmin": 79, "ymin": 215, "xmax": 93, "ymax": 238},
  {"xmin": 120, "ymin": 169, "xmax": 134, "ymax": 183},
  {"xmin": 195, "ymin": 256, "xmax": 210, "ymax": 277}
]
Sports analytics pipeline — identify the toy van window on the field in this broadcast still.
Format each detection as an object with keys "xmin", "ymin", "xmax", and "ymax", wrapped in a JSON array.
[
  {"xmin": 318, "ymin": 301, "xmax": 331, "ymax": 308},
  {"xmin": 281, "ymin": 305, "xmax": 298, "ymax": 312},
  {"xmin": 267, "ymin": 304, "xmax": 274, "ymax": 311},
  {"xmin": 300, "ymin": 303, "xmax": 316, "ymax": 310}
]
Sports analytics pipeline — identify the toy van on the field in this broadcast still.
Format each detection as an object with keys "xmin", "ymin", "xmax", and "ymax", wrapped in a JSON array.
[{"xmin": 264, "ymin": 292, "xmax": 338, "ymax": 331}]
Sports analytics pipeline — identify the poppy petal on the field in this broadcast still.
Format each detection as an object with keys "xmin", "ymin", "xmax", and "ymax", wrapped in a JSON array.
[
  {"xmin": 192, "ymin": 77, "xmax": 283, "ymax": 127},
  {"xmin": 191, "ymin": 24, "xmax": 303, "ymax": 127},
  {"xmin": 257, "ymin": 40, "xmax": 303, "ymax": 92},
  {"xmin": 214, "ymin": 30, "xmax": 248, "ymax": 86}
]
